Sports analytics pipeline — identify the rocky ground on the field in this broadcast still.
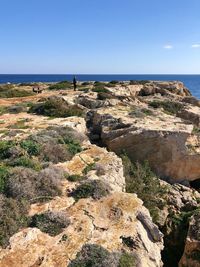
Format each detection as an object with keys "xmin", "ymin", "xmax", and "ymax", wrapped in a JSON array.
[{"xmin": 0, "ymin": 80, "xmax": 200, "ymax": 267}]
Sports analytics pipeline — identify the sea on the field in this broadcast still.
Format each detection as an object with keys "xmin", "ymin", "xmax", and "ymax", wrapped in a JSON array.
[{"xmin": 0, "ymin": 74, "xmax": 200, "ymax": 99}]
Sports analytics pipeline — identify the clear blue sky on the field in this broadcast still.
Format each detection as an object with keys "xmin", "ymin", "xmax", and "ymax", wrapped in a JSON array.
[{"xmin": 1, "ymin": 0, "xmax": 200, "ymax": 74}]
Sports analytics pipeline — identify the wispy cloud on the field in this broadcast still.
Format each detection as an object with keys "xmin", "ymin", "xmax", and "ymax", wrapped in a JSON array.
[
  {"xmin": 192, "ymin": 44, "xmax": 200, "ymax": 48},
  {"xmin": 163, "ymin": 45, "xmax": 173, "ymax": 49}
]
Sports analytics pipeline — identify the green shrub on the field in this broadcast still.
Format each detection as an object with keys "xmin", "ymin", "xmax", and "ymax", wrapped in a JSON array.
[
  {"xmin": 0, "ymin": 195, "xmax": 29, "ymax": 247},
  {"xmin": 29, "ymin": 97, "xmax": 84, "ymax": 118},
  {"xmin": 29, "ymin": 211, "xmax": 70, "ymax": 236},
  {"xmin": 67, "ymin": 174, "xmax": 85, "ymax": 182},
  {"xmin": 10, "ymin": 156, "xmax": 41, "ymax": 170},
  {"xmin": 93, "ymin": 87, "xmax": 109, "ymax": 93},
  {"xmin": 121, "ymin": 154, "xmax": 167, "ymax": 223},
  {"xmin": 0, "ymin": 140, "xmax": 15, "ymax": 159},
  {"xmin": 20, "ymin": 140, "xmax": 41, "ymax": 156},
  {"xmin": 68, "ymin": 244, "xmax": 119, "ymax": 267},
  {"xmin": 0, "ymin": 106, "xmax": 7, "ymax": 115},
  {"xmin": 130, "ymin": 80, "xmax": 149, "ymax": 85},
  {"xmin": 94, "ymin": 81, "xmax": 106, "ymax": 86},
  {"xmin": 65, "ymin": 139, "xmax": 82, "ymax": 155},
  {"xmin": 119, "ymin": 252, "xmax": 137, "ymax": 267},
  {"xmin": 83, "ymin": 162, "xmax": 96, "ymax": 175},
  {"xmin": 129, "ymin": 108, "xmax": 154, "ymax": 118},
  {"xmin": 109, "ymin": 80, "xmax": 119, "ymax": 84},
  {"xmin": 149, "ymin": 100, "xmax": 184, "ymax": 115},
  {"xmin": 192, "ymin": 126, "xmax": 200, "ymax": 134},
  {"xmin": 0, "ymin": 88, "xmax": 34, "ymax": 98},
  {"xmin": 48, "ymin": 81, "xmax": 71, "ymax": 90},
  {"xmin": 0, "ymin": 165, "xmax": 9, "ymax": 193},
  {"xmin": 70, "ymin": 180, "xmax": 111, "ymax": 201}
]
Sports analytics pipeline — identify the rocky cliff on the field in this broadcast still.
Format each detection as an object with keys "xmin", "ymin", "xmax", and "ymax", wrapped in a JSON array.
[{"xmin": 0, "ymin": 80, "xmax": 199, "ymax": 267}]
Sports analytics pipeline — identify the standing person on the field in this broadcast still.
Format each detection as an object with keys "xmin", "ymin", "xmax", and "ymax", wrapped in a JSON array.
[{"xmin": 73, "ymin": 76, "xmax": 77, "ymax": 91}]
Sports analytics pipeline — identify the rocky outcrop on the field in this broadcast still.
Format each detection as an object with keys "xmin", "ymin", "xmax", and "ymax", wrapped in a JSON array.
[
  {"xmin": 88, "ymin": 106, "xmax": 200, "ymax": 183},
  {"xmin": 0, "ymin": 193, "xmax": 163, "ymax": 267},
  {"xmin": 138, "ymin": 81, "xmax": 191, "ymax": 97},
  {"xmin": 0, "ymin": 80, "xmax": 200, "ymax": 267}
]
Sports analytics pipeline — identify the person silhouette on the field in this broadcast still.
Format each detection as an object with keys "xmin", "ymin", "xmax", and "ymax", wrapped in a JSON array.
[{"xmin": 73, "ymin": 76, "xmax": 77, "ymax": 91}]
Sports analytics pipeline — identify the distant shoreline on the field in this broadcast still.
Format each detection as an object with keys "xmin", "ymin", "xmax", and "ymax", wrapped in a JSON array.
[{"xmin": 0, "ymin": 74, "xmax": 200, "ymax": 99}]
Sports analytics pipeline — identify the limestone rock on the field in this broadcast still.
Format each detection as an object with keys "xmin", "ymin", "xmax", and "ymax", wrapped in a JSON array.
[
  {"xmin": 0, "ymin": 193, "xmax": 163, "ymax": 267},
  {"xmin": 87, "ymin": 105, "xmax": 200, "ymax": 182}
]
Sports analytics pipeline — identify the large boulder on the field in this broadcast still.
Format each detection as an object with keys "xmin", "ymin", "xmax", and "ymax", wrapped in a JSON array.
[{"xmin": 88, "ymin": 108, "xmax": 200, "ymax": 183}]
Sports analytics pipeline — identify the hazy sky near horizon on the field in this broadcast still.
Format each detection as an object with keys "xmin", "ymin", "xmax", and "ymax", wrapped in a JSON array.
[{"xmin": 1, "ymin": 0, "xmax": 200, "ymax": 74}]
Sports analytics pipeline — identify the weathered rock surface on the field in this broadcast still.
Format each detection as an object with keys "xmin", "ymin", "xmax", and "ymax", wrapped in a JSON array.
[
  {"xmin": 0, "ymin": 193, "xmax": 163, "ymax": 267},
  {"xmin": 1, "ymin": 80, "xmax": 200, "ymax": 267},
  {"xmin": 138, "ymin": 81, "xmax": 191, "ymax": 97},
  {"xmin": 179, "ymin": 212, "xmax": 200, "ymax": 267},
  {"xmin": 87, "ymin": 92, "xmax": 200, "ymax": 182}
]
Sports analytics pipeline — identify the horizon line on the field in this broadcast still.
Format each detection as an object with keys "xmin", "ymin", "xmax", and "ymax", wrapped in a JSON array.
[{"xmin": 1, "ymin": 73, "xmax": 200, "ymax": 75}]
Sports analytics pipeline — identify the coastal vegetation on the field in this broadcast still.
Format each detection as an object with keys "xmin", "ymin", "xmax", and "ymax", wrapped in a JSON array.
[
  {"xmin": 29, "ymin": 97, "xmax": 84, "ymax": 118},
  {"xmin": 149, "ymin": 100, "xmax": 184, "ymax": 115},
  {"xmin": 121, "ymin": 154, "xmax": 167, "ymax": 223},
  {"xmin": 0, "ymin": 85, "xmax": 34, "ymax": 98}
]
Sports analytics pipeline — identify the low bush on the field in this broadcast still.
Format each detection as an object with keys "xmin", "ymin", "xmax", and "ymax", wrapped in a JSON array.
[
  {"xmin": 109, "ymin": 80, "xmax": 119, "ymax": 84},
  {"xmin": 192, "ymin": 126, "xmax": 200, "ymax": 134},
  {"xmin": 0, "ymin": 140, "xmax": 15, "ymax": 159},
  {"xmin": 68, "ymin": 244, "xmax": 137, "ymax": 267},
  {"xmin": 0, "ymin": 195, "xmax": 29, "ymax": 247},
  {"xmin": 83, "ymin": 162, "xmax": 96, "ymax": 175},
  {"xmin": 93, "ymin": 87, "xmax": 109, "ymax": 93},
  {"xmin": 10, "ymin": 156, "xmax": 41, "ymax": 170},
  {"xmin": 129, "ymin": 108, "xmax": 154, "ymax": 118},
  {"xmin": 0, "ymin": 165, "xmax": 9, "ymax": 193},
  {"xmin": 70, "ymin": 180, "xmax": 111, "ymax": 201},
  {"xmin": 35, "ymin": 166, "xmax": 64, "ymax": 198},
  {"xmin": 0, "ymin": 88, "xmax": 34, "ymax": 98},
  {"xmin": 149, "ymin": 100, "xmax": 184, "ymax": 115},
  {"xmin": 7, "ymin": 166, "xmax": 64, "ymax": 202},
  {"xmin": 48, "ymin": 81, "xmax": 71, "ymax": 90},
  {"xmin": 65, "ymin": 139, "xmax": 82, "ymax": 155},
  {"xmin": 28, "ymin": 126, "xmax": 84, "ymax": 163},
  {"xmin": 0, "ymin": 106, "xmax": 8, "ymax": 115},
  {"xmin": 118, "ymin": 252, "xmax": 137, "ymax": 267},
  {"xmin": 20, "ymin": 140, "xmax": 41, "ymax": 156},
  {"xmin": 121, "ymin": 154, "xmax": 167, "ymax": 223},
  {"xmin": 7, "ymin": 167, "xmax": 37, "ymax": 200},
  {"xmin": 66, "ymin": 174, "xmax": 85, "ymax": 182},
  {"xmin": 130, "ymin": 80, "xmax": 149, "ymax": 85},
  {"xmin": 29, "ymin": 211, "xmax": 70, "ymax": 236},
  {"xmin": 39, "ymin": 141, "xmax": 72, "ymax": 163},
  {"xmin": 68, "ymin": 244, "xmax": 119, "ymax": 267},
  {"xmin": 29, "ymin": 97, "xmax": 84, "ymax": 118}
]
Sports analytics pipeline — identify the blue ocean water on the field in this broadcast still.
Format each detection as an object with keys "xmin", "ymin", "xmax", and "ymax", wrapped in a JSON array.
[{"xmin": 0, "ymin": 74, "xmax": 200, "ymax": 99}]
